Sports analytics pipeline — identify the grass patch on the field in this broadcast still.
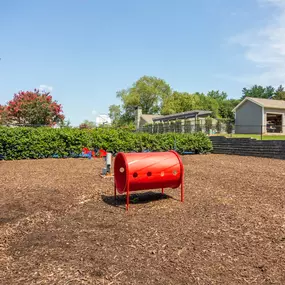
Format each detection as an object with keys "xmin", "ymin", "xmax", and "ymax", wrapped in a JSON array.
[{"xmin": 225, "ymin": 134, "xmax": 285, "ymax": 140}]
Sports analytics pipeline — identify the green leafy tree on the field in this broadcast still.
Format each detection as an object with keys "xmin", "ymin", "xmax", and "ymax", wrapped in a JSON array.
[
  {"xmin": 273, "ymin": 85, "xmax": 285, "ymax": 100},
  {"xmin": 205, "ymin": 117, "xmax": 213, "ymax": 134},
  {"xmin": 161, "ymin": 92, "xmax": 219, "ymax": 117},
  {"xmin": 197, "ymin": 93, "xmax": 220, "ymax": 118},
  {"xmin": 226, "ymin": 121, "xmax": 234, "ymax": 134},
  {"xmin": 113, "ymin": 76, "xmax": 240, "ymax": 124},
  {"xmin": 108, "ymin": 104, "xmax": 121, "ymax": 125},
  {"xmin": 207, "ymin": 90, "xmax": 227, "ymax": 101},
  {"xmin": 161, "ymin": 92, "xmax": 195, "ymax": 114},
  {"xmin": 116, "ymin": 76, "xmax": 172, "ymax": 122},
  {"xmin": 216, "ymin": 120, "xmax": 222, "ymax": 133},
  {"xmin": 241, "ymin": 85, "xmax": 275, "ymax": 99},
  {"xmin": 218, "ymin": 99, "xmax": 240, "ymax": 121},
  {"xmin": 79, "ymin": 120, "xmax": 96, "ymax": 129}
]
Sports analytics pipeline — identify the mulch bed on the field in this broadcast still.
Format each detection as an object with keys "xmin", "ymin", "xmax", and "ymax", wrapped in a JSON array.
[{"xmin": 0, "ymin": 154, "xmax": 285, "ymax": 284}]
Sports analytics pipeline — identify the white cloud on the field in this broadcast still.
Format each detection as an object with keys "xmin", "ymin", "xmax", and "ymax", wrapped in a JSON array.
[
  {"xmin": 258, "ymin": 0, "xmax": 285, "ymax": 7},
  {"xmin": 229, "ymin": 0, "xmax": 285, "ymax": 86},
  {"xmin": 39, "ymin": 85, "xmax": 53, "ymax": 93}
]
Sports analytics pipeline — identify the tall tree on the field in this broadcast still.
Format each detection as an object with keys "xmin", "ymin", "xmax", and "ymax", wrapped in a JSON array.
[
  {"xmin": 112, "ymin": 76, "xmax": 239, "ymax": 123},
  {"xmin": 161, "ymin": 91, "xmax": 220, "ymax": 118},
  {"xmin": 2, "ymin": 89, "xmax": 64, "ymax": 125},
  {"xmin": 274, "ymin": 85, "xmax": 285, "ymax": 100},
  {"xmin": 116, "ymin": 76, "xmax": 172, "ymax": 122},
  {"xmin": 207, "ymin": 90, "xmax": 228, "ymax": 101},
  {"xmin": 108, "ymin": 104, "xmax": 121, "ymax": 125},
  {"xmin": 242, "ymin": 85, "xmax": 275, "ymax": 99},
  {"xmin": 218, "ymin": 99, "xmax": 240, "ymax": 121},
  {"xmin": 206, "ymin": 90, "xmax": 238, "ymax": 120},
  {"xmin": 161, "ymin": 92, "xmax": 194, "ymax": 114}
]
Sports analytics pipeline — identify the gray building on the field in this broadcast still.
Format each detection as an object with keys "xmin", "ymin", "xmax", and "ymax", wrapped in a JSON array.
[{"xmin": 233, "ymin": 97, "xmax": 285, "ymax": 134}]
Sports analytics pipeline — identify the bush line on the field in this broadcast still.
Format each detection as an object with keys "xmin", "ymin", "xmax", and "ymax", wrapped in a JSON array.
[{"xmin": 0, "ymin": 127, "xmax": 212, "ymax": 160}]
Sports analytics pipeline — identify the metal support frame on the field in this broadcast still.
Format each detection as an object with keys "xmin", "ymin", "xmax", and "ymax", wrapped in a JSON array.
[
  {"xmin": 181, "ymin": 170, "xmax": 184, "ymax": 202},
  {"xmin": 114, "ymin": 182, "xmax": 117, "ymax": 200},
  {"xmin": 114, "ymin": 180, "xmax": 184, "ymax": 211},
  {"xmin": 126, "ymin": 184, "xmax": 130, "ymax": 211}
]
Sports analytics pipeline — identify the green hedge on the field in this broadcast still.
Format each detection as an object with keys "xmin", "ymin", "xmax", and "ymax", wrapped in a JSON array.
[{"xmin": 0, "ymin": 127, "xmax": 212, "ymax": 160}]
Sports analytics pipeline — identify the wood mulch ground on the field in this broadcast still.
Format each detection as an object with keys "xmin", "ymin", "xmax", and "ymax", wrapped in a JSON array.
[{"xmin": 0, "ymin": 154, "xmax": 285, "ymax": 285}]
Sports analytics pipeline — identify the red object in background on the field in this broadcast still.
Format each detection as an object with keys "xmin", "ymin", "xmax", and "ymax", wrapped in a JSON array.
[
  {"xmin": 82, "ymin": 147, "xmax": 89, "ymax": 154},
  {"xmin": 99, "ymin": 149, "xmax": 107, "ymax": 158},
  {"xmin": 82, "ymin": 148, "xmax": 106, "ymax": 159},
  {"xmin": 114, "ymin": 150, "xmax": 184, "ymax": 210}
]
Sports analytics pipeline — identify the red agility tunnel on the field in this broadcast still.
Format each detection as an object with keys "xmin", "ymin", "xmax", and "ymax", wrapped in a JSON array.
[{"xmin": 114, "ymin": 150, "xmax": 184, "ymax": 210}]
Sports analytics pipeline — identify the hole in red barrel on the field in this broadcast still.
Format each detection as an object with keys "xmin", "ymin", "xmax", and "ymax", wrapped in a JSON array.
[
  {"xmin": 114, "ymin": 153, "xmax": 127, "ymax": 193},
  {"xmin": 147, "ymin": 171, "xmax": 152, "ymax": 177},
  {"xmin": 133, "ymin": 172, "xmax": 138, "ymax": 178}
]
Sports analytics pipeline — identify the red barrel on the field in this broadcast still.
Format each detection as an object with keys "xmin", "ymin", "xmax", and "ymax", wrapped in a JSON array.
[{"xmin": 114, "ymin": 150, "xmax": 184, "ymax": 210}]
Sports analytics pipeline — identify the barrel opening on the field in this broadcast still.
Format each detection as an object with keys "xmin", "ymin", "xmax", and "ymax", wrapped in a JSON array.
[
  {"xmin": 133, "ymin": 172, "xmax": 138, "ymax": 178},
  {"xmin": 147, "ymin": 171, "xmax": 152, "ymax": 177},
  {"xmin": 114, "ymin": 153, "xmax": 128, "ymax": 193}
]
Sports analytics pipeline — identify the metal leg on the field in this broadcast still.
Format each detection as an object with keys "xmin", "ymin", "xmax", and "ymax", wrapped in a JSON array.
[
  {"xmin": 181, "ymin": 172, "xmax": 184, "ymax": 202},
  {"xmin": 114, "ymin": 183, "xmax": 117, "ymax": 201},
  {"xmin": 126, "ymin": 184, "xmax": 130, "ymax": 211},
  {"xmin": 162, "ymin": 188, "xmax": 164, "ymax": 194}
]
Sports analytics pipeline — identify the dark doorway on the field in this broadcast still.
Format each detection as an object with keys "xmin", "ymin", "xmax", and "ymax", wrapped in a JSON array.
[{"xmin": 266, "ymin": 114, "xmax": 283, "ymax": 133}]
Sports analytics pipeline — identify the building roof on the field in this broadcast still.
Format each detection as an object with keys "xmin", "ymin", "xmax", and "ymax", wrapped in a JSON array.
[
  {"xmin": 233, "ymin": 97, "xmax": 285, "ymax": 112},
  {"xmin": 140, "ymin": 114, "xmax": 162, "ymax": 124},
  {"xmin": 152, "ymin": 110, "xmax": 212, "ymax": 122}
]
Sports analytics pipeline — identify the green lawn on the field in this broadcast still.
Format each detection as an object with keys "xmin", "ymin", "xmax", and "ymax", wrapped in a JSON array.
[{"xmin": 224, "ymin": 134, "xmax": 285, "ymax": 140}]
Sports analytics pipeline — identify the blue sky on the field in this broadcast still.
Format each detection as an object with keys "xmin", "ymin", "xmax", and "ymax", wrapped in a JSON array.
[{"xmin": 0, "ymin": 0, "xmax": 284, "ymax": 126}]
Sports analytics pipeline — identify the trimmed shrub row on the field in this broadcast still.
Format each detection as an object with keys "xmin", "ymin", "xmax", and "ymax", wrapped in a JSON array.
[{"xmin": 0, "ymin": 127, "xmax": 212, "ymax": 160}]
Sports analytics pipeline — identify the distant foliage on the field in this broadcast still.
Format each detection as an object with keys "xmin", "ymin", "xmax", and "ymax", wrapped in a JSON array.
[
  {"xmin": 0, "ymin": 105, "xmax": 8, "ymax": 124},
  {"xmin": 116, "ymin": 76, "xmax": 172, "ymax": 124},
  {"xmin": 216, "ymin": 120, "xmax": 222, "ymax": 133},
  {"xmin": 242, "ymin": 84, "xmax": 285, "ymax": 100},
  {"xmin": 79, "ymin": 120, "xmax": 96, "ymax": 129},
  {"xmin": 110, "ymin": 76, "xmax": 285, "ymax": 128},
  {"xmin": 205, "ymin": 117, "xmax": 213, "ymax": 134},
  {"xmin": 111, "ymin": 75, "xmax": 241, "ymax": 125},
  {"xmin": 0, "ymin": 127, "xmax": 212, "ymax": 160},
  {"xmin": 195, "ymin": 121, "xmax": 202, "ymax": 132},
  {"xmin": 226, "ymin": 122, "xmax": 234, "ymax": 134}
]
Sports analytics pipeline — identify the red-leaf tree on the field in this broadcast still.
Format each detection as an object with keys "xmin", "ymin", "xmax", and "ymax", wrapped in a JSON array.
[{"xmin": 1, "ymin": 89, "xmax": 64, "ymax": 125}]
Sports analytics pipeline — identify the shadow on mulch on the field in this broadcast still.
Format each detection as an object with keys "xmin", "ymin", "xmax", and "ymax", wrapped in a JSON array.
[{"xmin": 101, "ymin": 191, "xmax": 173, "ymax": 209}]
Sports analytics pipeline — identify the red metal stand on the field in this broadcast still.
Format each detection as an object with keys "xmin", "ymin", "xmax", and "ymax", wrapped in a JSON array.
[
  {"xmin": 126, "ymin": 184, "xmax": 130, "ymax": 211},
  {"xmin": 181, "ymin": 170, "xmax": 184, "ymax": 202},
  {"xmin": 114, "ymin": 183, "xmax": 117, "ymax": 200}
]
